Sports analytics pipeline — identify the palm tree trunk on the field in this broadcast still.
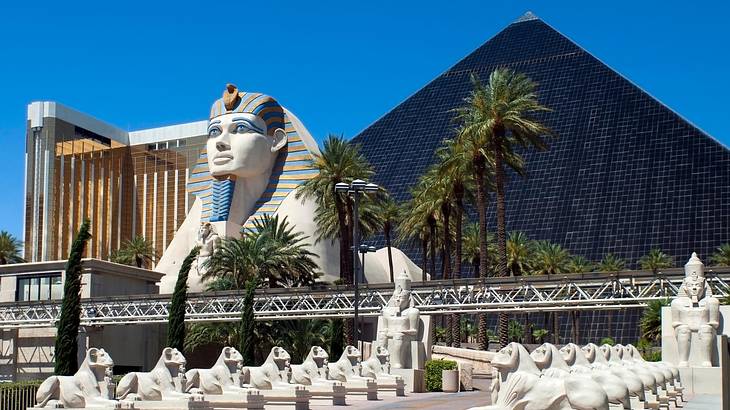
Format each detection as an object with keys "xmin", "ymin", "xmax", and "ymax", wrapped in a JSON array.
[
  {"xmin": 452, "ymin": 190, "xmax": 463, "ymax": 348},
  {"xmin": 474, "ymin": 162, "xmax": 490, "ymax": 351},
  {"xmin": 493, "ymin": 139, "xmax": 509, "ymax": 348},
  {"xmin": 442, "ymin": 203, "xmax": 451, "ymax": 280},
  {"xmin": 441, "ymin": 202, "xmax": 452, "ymax": 346},
  {"xmin": 552, "ymin": 312, "xmax": 560, "ymax": 344},
  {"xmin": 421, "ymin": 237, "xmax": 428, "ymax": 281},
  {"xmin": 494, "ymin": 148, "xmax": 508, "ymax": 278},
  {"xmin": 571, "ymin": 310, "xmax": 580, "ymax": 344},
  {"xmin": 429, "ymin": 217, "xmax": 436, "ymax": 281},
  {"xmin": 385, "ymin": 223, "xmax": 394, "ymax": 282},
  {"xmin": 335, "ymin": 197, "xmax": 349, "ymax": 282}
]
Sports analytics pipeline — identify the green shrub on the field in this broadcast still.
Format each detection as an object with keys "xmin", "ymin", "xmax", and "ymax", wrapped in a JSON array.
[
  {"xmin": 425, "ymin": 359, "xmax": 457, "ymax": 392},
  {"xmin": 600, "ymin": 337, "xmax": 616, "ymax": 346},
  {"xmin": 532, "ymin": 328, "xmax": 549, "ymax": 343},
  {"xmin": 644, "ymin": 349, "xmax": 662, "ymax": 362},
  {"xmin": 0, "ymin": 380, "xmax": 43, "ymax": 391}
]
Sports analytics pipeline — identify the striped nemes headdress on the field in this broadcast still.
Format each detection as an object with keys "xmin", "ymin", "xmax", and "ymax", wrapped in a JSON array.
[
  {"xmin": 186, "ymin": 85, "xmax": 318, "ymax": 227},
  {"xmin": 209, "ymin": 84, "xmax": 286, "ymax": 135}
]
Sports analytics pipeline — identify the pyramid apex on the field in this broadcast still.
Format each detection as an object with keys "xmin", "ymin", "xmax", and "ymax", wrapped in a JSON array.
[{"xmin": 514, "ymin": 11, "xmax": 539, "ymax": 23}]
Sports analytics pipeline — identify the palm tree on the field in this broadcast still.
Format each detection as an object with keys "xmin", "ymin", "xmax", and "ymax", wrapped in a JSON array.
[
  {"xmin": 270, "ymin": 320, "xmax": 329, "ymax": 363},
  {"xmin": 506, "ymin": 231, "xmax": 532, "ymax": 276},
  {"xmin": 203, "ymin": 215, "xmax": 320, "ymax": 288},
  {"xmin": 118, "ymin": 235, "xmax": 157, "ymax": 268},
  {"xmin": 462, "ymin": 222, "xmax": 497, "ymax": 275},
  {"xmin": 597, "ymin": 253, "xmax": 626, "ymax": 272},
  {"xmin": 641, "ymin": 299, "xmax": 670, "ymax": 343},
  {"xmin": 0, "ymin": 231, "xmax": 24, "ymax": 264},
  {"xmin": 400, "ymin": 181, "xmax": 441, "ymax": 280},
  {"xmin": 296, "ymin": 135, "xmax": 374, "ymax": 285},
  {"xmin": 379, "ymin": 196, "xmax": 401, "ymax": 282},
  {"xmin": 454, "ymin": 69, "xmax": 553, "ymax": 278},
  {"xmin": 454, "ymin": 69, "xmax": 553, "ymax": 348},
  {"xmin": 566, "ymin": 255, "xmax": 593, "ymax": 273},
  {"xmin": 711, "ymin": 243, "xmax": 730, "ymax": 266},
  {"xmin": 530, "ymin": 240, "xmax": 570, "ymax": 275},
  {"xmin": 638, "ymin": 248, "xmax": 673, "ymax": 274},
  {"xmin": 436, "ymin": 139, "xmax": 474, "ymax": 347}
]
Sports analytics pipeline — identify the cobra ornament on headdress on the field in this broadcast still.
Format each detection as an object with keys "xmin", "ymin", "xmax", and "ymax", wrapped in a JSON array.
[{"xmin": 186, "ymin": 84, "xmax": 317, "ymax": 227}]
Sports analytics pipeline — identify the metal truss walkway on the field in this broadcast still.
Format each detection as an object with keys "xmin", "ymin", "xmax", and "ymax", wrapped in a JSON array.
[{"xmin": 1, "ymin": 269, "xmax": 728, "ymax": 328}]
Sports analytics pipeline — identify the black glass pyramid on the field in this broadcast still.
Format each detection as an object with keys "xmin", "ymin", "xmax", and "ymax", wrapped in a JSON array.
[{"xmin": 352, "ymin": 13, "xmax": 730, "ymax": 269}]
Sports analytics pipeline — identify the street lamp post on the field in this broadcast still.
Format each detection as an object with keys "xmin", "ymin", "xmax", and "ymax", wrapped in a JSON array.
[{"xmin": 335, "ymin": 179, "xmax": 379, "ymax": 348}]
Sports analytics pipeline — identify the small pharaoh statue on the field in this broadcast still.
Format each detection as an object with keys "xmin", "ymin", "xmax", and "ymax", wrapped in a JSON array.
[
  {"xmin": 670, "ymin": 252, "xmax": 720, "ymax": 367},
  {"xmin": 194, "ymin": 222, "xmax": 220, "ymax": 275},
  {"xmin": 376, "ymin": 272, "xmax": 421, "ymax": 369}
]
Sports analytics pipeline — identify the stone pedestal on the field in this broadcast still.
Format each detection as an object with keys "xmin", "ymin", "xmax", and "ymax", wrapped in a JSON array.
[
  {"xmin": 459, "ymin": 363, "xmax": 473, "ymax": 391},
  {"xmin": 391, "ymin": 368, "xmax": 425, "ymax": 393}
]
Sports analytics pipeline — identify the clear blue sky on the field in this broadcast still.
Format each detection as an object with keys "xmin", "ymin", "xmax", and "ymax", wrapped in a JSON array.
[{"xmin": 1, "ymin": 0, "xmax": 728, "ymax": 240}]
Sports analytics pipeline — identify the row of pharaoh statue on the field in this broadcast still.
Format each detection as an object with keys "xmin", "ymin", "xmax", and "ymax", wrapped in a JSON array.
[
  {"xmin": 33, "ymin": 344, "xmax": 404, "ymax": 410},
  {"xmin": 469, "ymin": 342, "xmax": 683, "ymax": 410}
]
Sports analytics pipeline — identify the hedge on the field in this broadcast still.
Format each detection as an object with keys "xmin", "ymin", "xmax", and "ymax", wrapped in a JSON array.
[{"xmin": 425, "ymin": 359, "xmax": 457, "ymax": 392}]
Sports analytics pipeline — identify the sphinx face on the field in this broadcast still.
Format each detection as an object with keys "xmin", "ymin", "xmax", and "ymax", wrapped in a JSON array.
[
  {"xmin": 491, "ymin": 343, "xmax": 517, "ymax": 369},
  {"xmin": 530, "ymin": 344, "xmax": 550, "ymax": 367},
  {"xmin": 559, "ymin": 344, "xmax": 576, "ymax": 364},
  {"xmin": 582, "ymin": 344, "xmax": 595, "ymax": 362},
  {"xmin": 206, "ymin": 113, "xmax": 286, "ymax": 179}
]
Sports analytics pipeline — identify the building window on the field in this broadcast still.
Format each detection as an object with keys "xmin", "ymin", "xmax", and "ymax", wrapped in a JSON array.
[{"xmin": 16, "ymin": 273, "xmax": 62, "ymax": 302}]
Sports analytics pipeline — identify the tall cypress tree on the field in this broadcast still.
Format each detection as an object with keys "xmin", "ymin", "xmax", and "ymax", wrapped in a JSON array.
[
  {"xmin": 238, "ymin": 278, "xmax": 257, "ymax": 366},
  {"xmin": 54, "ymin": 219, "xmax": 92, "ymax": 375},
  {"xmin": 166, "ymin": 247, "xmax": 200, "ymax": 352}
]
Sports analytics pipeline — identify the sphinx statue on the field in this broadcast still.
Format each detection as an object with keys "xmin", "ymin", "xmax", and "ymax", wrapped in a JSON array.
[
  {"xmin": 156, "ymin": 85, "xmax": 421, "ymax": 292},
  {"xmin": 670, "ymin": 252, "xmax": 720, "ymax": 367},
  {"xmin": 325, "ymin": 346, "xmax": 378, "ymax": 400},
  {"xmin": 35, "ymin": 348, "xmax": 128, "ymax": 408},
  {"xmin": 359, "ymin": 345, "xmax": 405, "ymax": 396},
  {"xmin": 468, "ymin": 343, "xmax": 609, "ymax": 410},
  {"xmin": 623, "ymin": 343, "xmax": 681, "ymax": 389},
  {"xmin": 184, "ymin": 347, "xmax": 254, "ymax": 395},
  {"xmin": 374, "ymin": 272, "xmax": 430, "ymax": 370},
  {"xmin": 116, "ymin": 347, "xmax": 190, "ymax": 401},
  {"xmin": 531, "ymin": 343, "xmax": 630, "ymax": 409},
  {"xmin": 289, "ymin": 346, "xmax": 347, "ymax": 405},
  {"xmin": 578, "ymin": 343, "xmax": 646, "ymax": 403}
]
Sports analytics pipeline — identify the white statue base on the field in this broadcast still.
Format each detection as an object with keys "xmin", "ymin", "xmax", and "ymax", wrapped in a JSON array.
[
  {"xmin": 259, "ymin": 387, "xmax": 310, "ymax": 410},
  {"xmin": 389, "ymin": 369, "xmax": 421, "ymax": 394},
  {"xmin": 120, "ymin": 397, "xmax": 211, "ymax": 410}
]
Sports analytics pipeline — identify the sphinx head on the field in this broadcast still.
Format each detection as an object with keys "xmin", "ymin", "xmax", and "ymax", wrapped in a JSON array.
[
  {"xmin": 160, "ymin": 347, "xmax": 187, "ymax": 372},
  {"xmin": 343, "ymin": 345, "xmax": 362, "ymax": 364},
  {"xmin": 85, "ymin": 348, "xmax": 114, "ymax": 379},
  {"xmin": 309, "ymin": 346, "xmax": 329, "ymax": 366},
  {"xmin": 206, "ymin": 84, "xmax": 287, "ymax": 180},
  {"xmin": 269, "ymin": 346, "xmax": 291, "ymax": 369},
  {"xmin": 491, "ymin": 342, "xmax": 520, "ymax": 369},
  {"xmin": 221, "ymin": 346, "xmax": 244, "ymax": 367},
  {"xmin": 530, "ymin": 343, "xmax": 552, "ymax": 369},
  {"xmin": 559, "ymin": 343, "xmax": 576, "ymax": 364},
  {"xmin": 582, "ymin": 343, "xmax": 596, "ymax": 362}
]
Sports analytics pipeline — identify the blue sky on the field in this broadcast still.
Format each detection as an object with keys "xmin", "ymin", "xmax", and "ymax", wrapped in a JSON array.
[{"xmin": 0, "ymin": 0, "xmax": 728, "ymax": 240}]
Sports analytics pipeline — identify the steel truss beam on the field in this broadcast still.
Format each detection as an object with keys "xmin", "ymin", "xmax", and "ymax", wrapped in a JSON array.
[{"xmin": 1, "ymin": 270, "xmax": 728, "ymax": 328}]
